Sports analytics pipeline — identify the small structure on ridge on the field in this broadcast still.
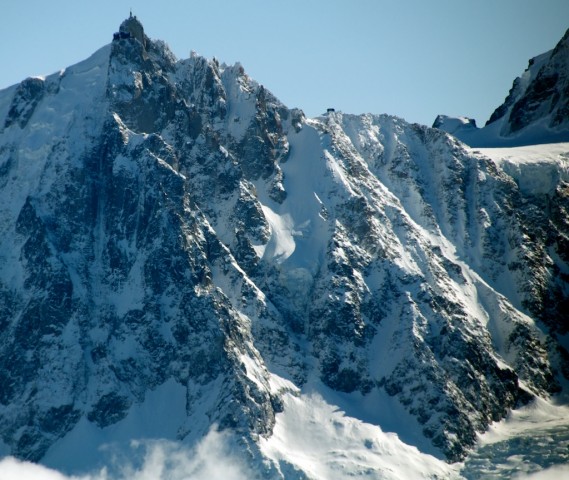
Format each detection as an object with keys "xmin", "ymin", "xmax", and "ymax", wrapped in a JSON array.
[{"xmin": 113, "ymin": 12, "xmax": 146, "ymax": 48}]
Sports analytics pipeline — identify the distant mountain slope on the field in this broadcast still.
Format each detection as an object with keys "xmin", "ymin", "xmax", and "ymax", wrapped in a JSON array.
[
  {"xmin": 434, "ymin": 28, "xmax": 569, "ymax": 147},
  {"xmin": 0, "ymin": 16, "xmax": 567, "ymax": 479}
]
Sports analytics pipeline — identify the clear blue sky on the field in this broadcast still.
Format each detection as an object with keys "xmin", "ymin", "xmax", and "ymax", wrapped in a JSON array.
[{"xmin": 1, "ymin": 0, "xmax": 568, "ymax": 126}]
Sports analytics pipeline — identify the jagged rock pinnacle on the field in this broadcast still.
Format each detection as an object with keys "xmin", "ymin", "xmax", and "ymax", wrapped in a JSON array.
[{"xmin": 113, "ymin": 13, "xmax": 146, "ymax": 48}]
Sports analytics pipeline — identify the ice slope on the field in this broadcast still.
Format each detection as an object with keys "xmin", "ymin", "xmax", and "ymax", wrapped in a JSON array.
[
  {"xmin": 476, "ymin": 142, "xmax": 569, "ymax": 196},
  {"xmin": 261, "ymin": 388, "xmax": 458, "ymax": 479}
]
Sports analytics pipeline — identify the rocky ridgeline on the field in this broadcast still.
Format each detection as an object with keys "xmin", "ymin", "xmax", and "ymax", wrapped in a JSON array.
[
  {"xmin": 433, "ymin": 28, "xmax": 569, "ymax": 146},
  {"xmin": 489, "ymin": 28, "xmax": 569, "ymax": 134}
]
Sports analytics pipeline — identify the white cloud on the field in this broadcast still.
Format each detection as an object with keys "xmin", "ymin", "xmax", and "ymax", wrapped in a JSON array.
[
  {"xmin": 0, "ymin": 457, "xmax": 70, "ymax": 480},
  {"xmin": 514, "ymin": 465, "xmax": 569, "ymax": 480},
  {"xmin": 0, "ymin": 429, "xmax": 253, "ymax": 480}
]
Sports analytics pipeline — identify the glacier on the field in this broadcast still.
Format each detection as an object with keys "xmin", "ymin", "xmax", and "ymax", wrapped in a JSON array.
[{"xmin": 0, "ymin": 15, "xmax": 568, "ymax": 479}]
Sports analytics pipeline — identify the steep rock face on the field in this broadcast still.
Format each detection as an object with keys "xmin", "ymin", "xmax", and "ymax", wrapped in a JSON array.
[
  {"xmin": 489, "ymin": 28, "xmax": 569, "ymax": 134},
  {"xmin": 270, "ymin": 113, "xmax": 562, "ymax": 459},
  {"xmin": 0, "ymin": 34, "xmax": 278, "ymax": 463},
  {"xmin": 0, "ymin": 17, "xmax": 567, "ymax": 471},
  {"xmin": 433, "ymin": 28, "xmax": 569, "ymax": 147}
]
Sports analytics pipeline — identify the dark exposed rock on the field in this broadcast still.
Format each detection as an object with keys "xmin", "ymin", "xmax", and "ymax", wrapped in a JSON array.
[
  {"xmin": 3, "ymin": 77, "xmax": 45, "ymax": 130},
  {"xmin": 87, "ymin": 393, "xmax": 132, "ymax": 428},
  {"xmin": 490, "ymin": 28, "xmax": 569, "ymax": 136}
]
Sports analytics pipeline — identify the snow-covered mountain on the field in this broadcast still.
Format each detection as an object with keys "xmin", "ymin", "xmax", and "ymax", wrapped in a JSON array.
[
  {"xmin": 0, "ymin": 15, "xmax": 568, "ymax": 479},
  {"xmin": 434, "ymin": 28, "xmax": 569, "ymax": 147}
]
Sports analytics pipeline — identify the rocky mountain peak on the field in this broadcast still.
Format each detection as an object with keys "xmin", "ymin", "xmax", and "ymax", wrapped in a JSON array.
[
  {"xmin": 432, "ymin": 114, "xmax": 477, "ymax": 134},
  {"xmin": 491, "ymin": 27, "xmax": 569, "ymax": 135},
  {"xmin": 0, "ymin": 17, "xmax": 567, "ymax": 478},
  {"xmin": 114, "ymin": 12, "xmax": 147, "ymax": 48},
  {"xmin": 433, "ymin": 28, "xmax": 569, "ymax": 147}
]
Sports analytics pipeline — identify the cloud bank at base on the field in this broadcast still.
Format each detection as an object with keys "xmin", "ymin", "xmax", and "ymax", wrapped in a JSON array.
[
  {"xmin": 0, "ymin": 429, "xmax": 252, "ymax": 480},
  {"xmin": 514, "ymin": 465, "xmax": 569, "ymax": 480}
]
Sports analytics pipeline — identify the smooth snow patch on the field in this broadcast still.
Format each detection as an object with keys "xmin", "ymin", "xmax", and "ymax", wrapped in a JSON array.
[
  {"xmin": 260, "ymin": 390, "xmax": 458, "ymax": 479},
  {"xmin": 239, "ymin": 353, "xmax": 268, "ymax": 391},
  {"xmin": 260, "ymin": 205, "xmax": 296, "ymax": 263},
  {"xmin": 256, "ymin": 121, "xmax": 331, "ymax": 274},
  {"xmin": 268, "ymin": 373, "xmax": 299, "ymax": 396}
]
